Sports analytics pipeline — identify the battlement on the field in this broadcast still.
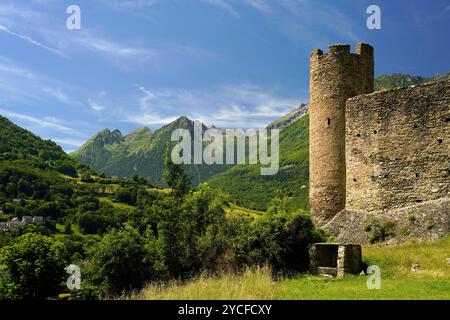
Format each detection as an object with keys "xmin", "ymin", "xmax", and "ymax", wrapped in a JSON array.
[{"xmin": 311, "ymin": 43, "xmax": 373, "ymax": 60}]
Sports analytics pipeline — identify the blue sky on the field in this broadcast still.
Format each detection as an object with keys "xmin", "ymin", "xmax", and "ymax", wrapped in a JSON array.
[{"xmin": 0, "ymin": 0, "xmax": 449, "ymax": 152}]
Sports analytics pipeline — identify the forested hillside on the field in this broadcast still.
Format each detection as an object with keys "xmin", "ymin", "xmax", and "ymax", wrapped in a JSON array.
[
  {"xmin": 72, "ymin": 116, "xmax": 232, "ymax": 186},
  {"xmin": 209, "ymin": 115, "xmax": 309, "ymax": 211}
]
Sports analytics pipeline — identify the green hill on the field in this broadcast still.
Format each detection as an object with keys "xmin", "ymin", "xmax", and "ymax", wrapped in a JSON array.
[
  {"xmin": 0, "ymin": 115, "xmax": 69, "ymax": 162},
  {"xmin": 72, "ymin": 116, "xmax": 233, "ymax": 186},
  {"xmin": 209, "ymin": 114, "xmax": 309, "ymax": 211},
  {"xmin": 208, "ymin": 72, "xmax": 450, "ymax": 211},
  {"xmin": 71, "ymin": 72, "xmax": 450, "ymax": 211},
  {"xmin": 374, "ymin": 72, "xmax": 450, "ymax": 91}
]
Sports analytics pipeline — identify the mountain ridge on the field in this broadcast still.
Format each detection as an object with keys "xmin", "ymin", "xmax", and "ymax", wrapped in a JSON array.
[{"xmin": 72, "ymin": 72, "xmax": 449, "ymax": 208}]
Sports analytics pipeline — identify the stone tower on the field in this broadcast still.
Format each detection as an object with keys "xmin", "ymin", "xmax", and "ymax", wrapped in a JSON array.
[{"xmin": 309, "ymin": 43, "xmax": 374, "ymax": 225}]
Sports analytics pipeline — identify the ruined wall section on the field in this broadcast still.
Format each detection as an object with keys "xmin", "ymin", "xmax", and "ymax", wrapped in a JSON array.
[
  {"xmin": 309, "ymin": 43, "xmax": 374, "ymax": 225},
  {"xmin": 346, "ymin": 79, "xmax": 450, "ymax": 212}
]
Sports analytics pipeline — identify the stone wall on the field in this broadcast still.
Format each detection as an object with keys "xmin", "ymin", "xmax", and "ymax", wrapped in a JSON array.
[
  {"xmin": 345, "ymin": 79, "xmax": 450, "ymax": 212},
  {"xmin": 324, "ymin": 198, "xmax": 450, "ymax": 244}
]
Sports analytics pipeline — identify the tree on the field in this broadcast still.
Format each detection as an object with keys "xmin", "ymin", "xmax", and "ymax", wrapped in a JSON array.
[
  {"xmin": 85, "ymin": 227, "xmax": 153, "ymax": 296},
  {"xmin": 0, "ymin": 233, "xmax": 68, "ymax": 299},
  {"xmin": 64, "ymin": 219, "xmax": 72, "ymax": 234},
  {"xmin": 114, "ymin": 187, "xmax": 137, "ymax": 205},
  {"xmin": 252, "ymin": 210, "xmax": 325, "ymax": 272},
  {"xmin": 55, "ymin": 161, "xmax": 78, "ymax": 178},
  {"xmin": 163, "ymin": 146, "xmax": 191, "ymax": 198}
]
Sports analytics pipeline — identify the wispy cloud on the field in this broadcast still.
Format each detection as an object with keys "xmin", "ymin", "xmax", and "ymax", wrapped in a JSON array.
[
  {"xmin": 97, "ymin": 0, "xmax": 159, "ymax": 9},
  {"xmin": 241, "ymin": 0, "xmax": 271, "ymax": 14},
  {"xmin": 88, "ymin": 99, "xmax": 105, "ymax": 112},
  {"xmin": 202, "ymin": 0, "xmax": 240, "ymax": 17},
  {"xmin": 0, "ymin": 23, "xmax": 65, "ymax": 57},
  {"xmin": 0, "ymin": 57, "xmax": 35, "ymax": 79},
  {"xmin": 0, "ymin": 56, "xmax": 77, "ymax": 106},
  {"xmin": 68, "ymin": 32, "xmax": 161, "ymax": 69},
  {"xmin": 202, "ymin": 0, "xmax": 271, "ymax": 17},
  {"xmin": 0, "ymin": 2, "xmax": 211, "ymax": 70},
  {"xmin": 276, "ymin": 0, "xmax": 361, "ymax": 47},
  {"xmin": 0, "ymin": 108, "xmax": 76, "ymax": 133},
  {"xmin": 51, "ymin": 137, "xmax": 86, "ymax": 148},
  {"xmin": 123, "ymin": 83, "xmax": 303, "ymax": 129}
]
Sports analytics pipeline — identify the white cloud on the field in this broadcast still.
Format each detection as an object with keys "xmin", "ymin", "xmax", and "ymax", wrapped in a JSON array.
[
  {"xmin": 126, "ymin": 113, "xmax": 179, "ymax": 126},
  {"xmin": 202, "ymin": 0, "xmax": 271, "ymax": 17},
  {"xmin": 51, "ymin": 137, "xmax": 86, "ymax": 148},
  {"xmin": 0, "ymin": 2, "xmax": 214, "ymax": 70},
  {"xmin": 88, "ymin": 99, "xmax": 105, "ymax": 112},
  {"xmin": 0, "ymin": 57, "xmax": 35, "ymax": 79},
  {"xmin": 202, "ymin": 0, "xmax": 240, "ymax": 17},
  {"xmin": 0, "ymin": 108, "xmax": 76, "ymax": 133},
  {"xmin": 40, "ymin": 86, "xmax": 71, "ymax": 104},
  {"xmin": 123, "ymin": 83, "xmax": 303, "ymax": 129},
  {"xmin": 0, "ymin": 23, "xmax": 65, "ymax": 57},
  {"xmin": 276, "ymin": 0, "xmax": 361, "ymax": 47},
  {"xmin": 0, "ymin": 56, "xmax": 79, "ymax": 106},
  {"xmin": 241, "ymin": 0, "xmax": 271, "ymax": 14},
  {"xmin": 98, "ymin": 0, "xmax": 159, "ymax": 9}
]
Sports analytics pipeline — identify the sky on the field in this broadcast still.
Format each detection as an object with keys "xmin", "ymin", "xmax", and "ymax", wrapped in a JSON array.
[{"xmin": 0, "ymin": 0, "xmax": 449, "ymax": 152}]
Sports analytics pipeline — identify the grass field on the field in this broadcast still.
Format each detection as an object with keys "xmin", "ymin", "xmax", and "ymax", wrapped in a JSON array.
[
  {"xmin": 224, "ymin": 203, "xmax": 264, "ymax": 219},
  {"xmin": 133, "ymin": 235, "xmax": 450, "ymax": 300}
]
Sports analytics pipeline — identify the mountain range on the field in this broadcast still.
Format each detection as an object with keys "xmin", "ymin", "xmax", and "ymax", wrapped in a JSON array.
[
  {"xmin": 71, "ymin": 116, "xmax": 234, "ymax": 186},
  {"xmin": 72, "ymin": 72, "xmax": 450, "ymax": 211}
]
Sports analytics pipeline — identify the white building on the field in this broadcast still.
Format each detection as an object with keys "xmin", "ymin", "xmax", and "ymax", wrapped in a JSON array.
[
  {"xmin": 32, "ymin": 216, "xmax": 44, "ymax": 224},
  {"xmin": 22, "ymin": 216, "xmax": 33, "ymax": 225}
]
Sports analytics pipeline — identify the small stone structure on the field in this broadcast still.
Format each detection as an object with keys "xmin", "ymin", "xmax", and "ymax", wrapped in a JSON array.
[{"xmin": 309, "ymin": 243, "xmax": 362, "ymax": 277}]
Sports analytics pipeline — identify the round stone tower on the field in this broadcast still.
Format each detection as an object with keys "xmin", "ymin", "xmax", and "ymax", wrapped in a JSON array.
[{"xmin": 309, "ymin": 43, "xmax": 374, "ymax": 226}]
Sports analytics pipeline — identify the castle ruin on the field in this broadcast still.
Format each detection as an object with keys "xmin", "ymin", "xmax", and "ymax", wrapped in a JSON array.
[{"xmin": 309, "ymin": 43, "xmax": 450, "ymax": 243}]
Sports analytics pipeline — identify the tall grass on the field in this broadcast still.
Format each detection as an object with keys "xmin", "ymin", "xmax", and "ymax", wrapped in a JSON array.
[
  {"xmin": 131, "ymin": 236, "xmax": 450, "ymax": 300},
  {"xmin": 131, "ymin": 266, "xmax": 275, "ymax": 300},
  {"xmin": 363, "ymin": 235, "xmax": 450, "ymax": 278}
]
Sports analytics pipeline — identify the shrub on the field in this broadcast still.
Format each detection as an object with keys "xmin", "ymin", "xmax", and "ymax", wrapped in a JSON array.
[
  {"xmin": 365, "ymin": 218, "xmax": 384, "ymax": 244},
  {"xmin": 0, "ymin": 233, "xmax": 68, "ymax": 299},
  {"xmin": 364, "ymin": 218, "xmax": 396, "ymax": 244},
  {"xmin": 85, "ymin": 227, "xmax": 154, "ymax": 296},
  {"xmin": 407, "ymin": 213, "xmax": 416, "ymax": 223},
  {"xmin": 251, "ymin": 210, "xmax": 324, "ymax": 272},
  {"xmin": 55, "ymin": 161, "xmax": 78, "ymax": 178},
  {"xmin": 114, "ymin": 187, "xmax": 137, "ymax": 205}
]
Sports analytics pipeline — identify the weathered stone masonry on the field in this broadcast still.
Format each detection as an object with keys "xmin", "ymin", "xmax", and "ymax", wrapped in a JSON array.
[
  {"xmin": 346, "ymin": 80, "xmax": 450, "ymax": 212},
  {"xmin": 309, "ymin": 44, "xmax": 374, "ymax": 226},
  {"xmin": 309, "ymin": 43, "xmax": 450, "ymax": 242}
]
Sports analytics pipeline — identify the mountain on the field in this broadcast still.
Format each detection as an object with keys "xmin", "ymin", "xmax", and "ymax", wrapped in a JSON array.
[
  {"xmin": 0, "ymin": 114, "xmax": 95, "ymax": 204},
  {"xmin": 72, "ymin": 116, "xmax": 232, "ymax": 186},
  {"xmin": 209, "ymin": 115, "xmax": 310, "ymax": 211},
  {"xmin": 0, "ymin": 115, "xmax": 69, "ymax": 162},
  {"xmin": 374, "ymin": 72, "xmax": 450, "ymax": 91},
  {"xmin": 267, "ymin": 103, "xmax": 309, "ymax": 130},
  {"xmin": 72, "ymin": 72, "xmax": 449, "ymax": 210},
  {"xmin": 208, "ymin": 72, "xmax": 450, "ymax": 211}
]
